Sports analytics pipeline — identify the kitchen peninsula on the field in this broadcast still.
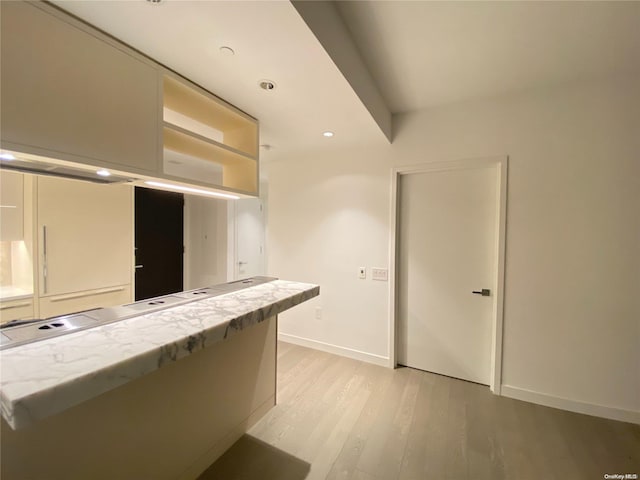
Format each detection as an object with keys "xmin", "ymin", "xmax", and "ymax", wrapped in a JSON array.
[{"xmin": 0, "ymin": 278, "xmax": 319, "ymax": 480}]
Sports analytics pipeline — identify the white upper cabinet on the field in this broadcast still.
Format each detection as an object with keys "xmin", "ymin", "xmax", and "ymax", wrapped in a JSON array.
[
  {"xmin": 0, "ymin": 2, "xmax": 258, "ymax": 198},
  {"xmin": 0, "ymin": 1, "xmax": 159, "ymax": 175}
]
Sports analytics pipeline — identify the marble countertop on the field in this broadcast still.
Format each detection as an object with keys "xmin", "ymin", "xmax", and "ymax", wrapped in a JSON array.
[{"xmin": 0, "ymin": 279, "xmax": 319, "ymax": 430}]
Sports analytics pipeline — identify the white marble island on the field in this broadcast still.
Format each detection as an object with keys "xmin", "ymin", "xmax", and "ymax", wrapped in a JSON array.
[{"xmin": 0, "ymin": 278, "xmax": 319, "ymax": 480}]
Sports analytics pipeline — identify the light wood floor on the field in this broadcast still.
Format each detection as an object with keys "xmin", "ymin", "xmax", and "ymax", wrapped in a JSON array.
[{"xmin": 199, "ymin": 341, "xmax": 640, "ymax": 480}]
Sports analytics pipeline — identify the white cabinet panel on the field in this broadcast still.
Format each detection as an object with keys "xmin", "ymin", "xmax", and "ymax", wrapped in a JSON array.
[
  {"xmin": 38, "ymin": 285, "xmax": 131, "ymax": 320},
  {"xmin": 37, "ymin": 177, "xmax": 133, "ymax": 299},
  {"xmin": 0, "ymin": 298, "xmax": 34, "ymax": 325},
  {"xmin": 0, "ymin": 1, "xmax": 159, "ymax": 174}
]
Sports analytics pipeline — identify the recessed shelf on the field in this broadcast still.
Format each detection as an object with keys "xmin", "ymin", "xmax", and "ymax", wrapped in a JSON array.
[
  {"xmin": 163, "ymin": 126, "xmax": 257, "ymax": 194},
  {"xmin": 163, "ymin": 108, "xmax": 223, "ymax": 144},
  {"xmin": 161, "ymin": 74, "xmax": 259, "ymax": 196},
  {"xmin": 163, "ymin": 123, "xmax": 256, "ymax": 162},
  {"xmin": 163, "ymin": 75, "xmax": 258, "ymax": 158},
  {"xmin": 163, "ymin": 148, "xmax": 223, "ymax": 187}
]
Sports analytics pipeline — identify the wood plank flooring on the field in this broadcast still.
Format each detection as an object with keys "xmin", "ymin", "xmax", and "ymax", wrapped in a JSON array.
[{"xmin": 198, "ymin": 342, "xmax": 640, "ymax": 480}]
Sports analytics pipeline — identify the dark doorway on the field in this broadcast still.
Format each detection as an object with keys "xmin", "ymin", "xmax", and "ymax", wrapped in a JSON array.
[{"xmin": 135, "ymin": 187, "xmax": 184, "ymax": 301}]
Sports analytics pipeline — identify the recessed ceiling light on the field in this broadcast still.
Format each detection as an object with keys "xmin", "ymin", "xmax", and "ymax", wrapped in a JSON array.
[
  {"xmin": 323, "ymin": 131, "xmax": 334, "ymax": 138},
  {"xmin": 219, "ymin": 46, "xmax": 235, "ymax": 56},
  {"xmin": 96, "ymin": 169, "xmax": 111, "ymax": 177},
  {"xmin": 0, "ymin": 153, "xmax": 16, "ymax": 160},
  {"xmin": 258, "ymin": 80, "xmax": 277, "ymax": 91}
]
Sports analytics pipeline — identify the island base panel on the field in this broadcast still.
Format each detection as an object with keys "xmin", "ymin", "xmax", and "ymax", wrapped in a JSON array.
[{"xmin": 0, "ymin": 316, "xmax": 277, "ymax": 480}]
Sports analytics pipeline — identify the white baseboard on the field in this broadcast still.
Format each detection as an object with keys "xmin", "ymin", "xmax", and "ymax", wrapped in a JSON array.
[
  {"xmin": 501, "ymin": 385, "xmax": 640, "ymax": 425},
  {"xmin": 278, "ymin": 332, "xmax": 389, "ymax": 367}
]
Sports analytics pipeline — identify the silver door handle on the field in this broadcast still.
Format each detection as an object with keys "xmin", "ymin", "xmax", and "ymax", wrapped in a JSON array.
[
  {"xmin": 42, "ymin": 225, "xmax": 48, "ymax": 294},
  {"xmin": 472, "ymin": 289, "xmax": 491, "ymax": 296},
  {"xmin": 238, "ymin": 261, "xmax": 248, "ymax": 265},
  {"xmin": 135, "ymin": 265, "xmax": 144, "ymax": 269}
]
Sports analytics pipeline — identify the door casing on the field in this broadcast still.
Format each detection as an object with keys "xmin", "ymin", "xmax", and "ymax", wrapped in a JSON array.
[{"xmin": 389, "ymin": 156, "xmax": 508, "ymax": 394}]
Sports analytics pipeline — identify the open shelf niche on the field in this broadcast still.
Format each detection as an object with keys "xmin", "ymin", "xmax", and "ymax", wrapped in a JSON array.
[{"xmin": 162, "ymin": 74, "xmax": 259, "ymax": 195}]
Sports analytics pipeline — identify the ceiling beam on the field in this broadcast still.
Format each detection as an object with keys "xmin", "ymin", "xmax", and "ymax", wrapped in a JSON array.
[{"xmin": 291, "ymin": 0, "xmax": 393, "ymax": 143}]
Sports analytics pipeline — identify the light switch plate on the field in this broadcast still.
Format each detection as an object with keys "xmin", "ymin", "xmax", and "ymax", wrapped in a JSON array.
[
  {"xmin": 358, "ymin": 267, "xmax": 366, "ymax": 279},
  {"xmin": 372, "ymin": 267, "xmax": 388, "ymax": 281}
]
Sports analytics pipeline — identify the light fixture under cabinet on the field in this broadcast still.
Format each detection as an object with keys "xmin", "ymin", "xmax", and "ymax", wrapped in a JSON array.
[
  {"xmin": 0, "ymin": 152, "xmax": 136, "ymax": 184},
  {"xmin": 144, "ymin": 181, "xmax": 240, "ymax": 200}
]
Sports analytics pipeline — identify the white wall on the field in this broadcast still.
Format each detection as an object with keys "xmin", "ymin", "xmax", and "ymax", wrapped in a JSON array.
[
  {"xmin": 267, "ymin": 74, "xmax": 640, "ymax": 421},
  {"xmin": 268, "ymin": 148, "xmax": 391, "ymax": 364},
  {"xmin": 184, "ymin": 194, "xmax": 228, "ymax": 289}
]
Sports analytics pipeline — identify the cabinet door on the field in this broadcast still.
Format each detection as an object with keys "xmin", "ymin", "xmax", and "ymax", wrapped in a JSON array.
[
  {"xmin": 38, "ymin": 286, "xmax": 132, "ymax": 320},
  {"xmin": 0, "ymin": 298, "xmax": 34, "ymax": 324},
  {"xmin": 37, "ymin": 177, "xmax": 133, "ymax": 297},
  {"xmin": 0, "ymin": 2, "xmax": 159, "ymax": 174},
  {"xmin": 0, "ymin": 171, "xmax": 24, "ymax": 241}
]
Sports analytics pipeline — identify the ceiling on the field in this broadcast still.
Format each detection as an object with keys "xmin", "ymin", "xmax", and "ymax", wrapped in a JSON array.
[
  {"xmin": 52, "ymin": 0, "xmax": 640, "ymax": 154},
  {"xmin": 336, "ymin": 1, "xmax": 640, "ymax": 113},
  {"xmin": 52, "ymin": 0, "xmax": 388, "ymax": 158}
]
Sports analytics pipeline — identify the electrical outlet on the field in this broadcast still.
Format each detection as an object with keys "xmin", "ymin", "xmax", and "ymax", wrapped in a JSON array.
[
  {"xmin": 372, "ymin": 267, "xmax": 388, "ymax": 281},
  {"xmin": 358, "ymin": 267, "xmax": 366, "ymax": 279},
  {"xmin": 315, "ymin": 307, "xmax": 322, "ymax": 320}
]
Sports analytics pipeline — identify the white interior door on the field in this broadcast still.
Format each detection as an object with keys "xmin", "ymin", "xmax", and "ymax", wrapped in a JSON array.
[
  {"xmin": 234, "ymin": 198, "xmax": 265, "ymax": 280},
  {"xmin": 398, "ymin": 165, "xmax": 498, "ymax": 385}
]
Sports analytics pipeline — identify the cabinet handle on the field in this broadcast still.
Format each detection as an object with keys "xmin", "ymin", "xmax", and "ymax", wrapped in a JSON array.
[
  {"xmin": 0, "ymin": 301, "xmax": 32, "ymax": 310},
  {"xmin": 42, "ymin": 225, "xmax": 48, "ymax": 294},
  {"xmin": 49, "ymin": 286, "xmax": 125, "ymax": 302}
]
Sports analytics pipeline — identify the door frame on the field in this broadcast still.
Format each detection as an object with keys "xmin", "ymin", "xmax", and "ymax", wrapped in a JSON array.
[{"xmin": 389, "ymin": 156, "xmax": 508, "ymax": 394}]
